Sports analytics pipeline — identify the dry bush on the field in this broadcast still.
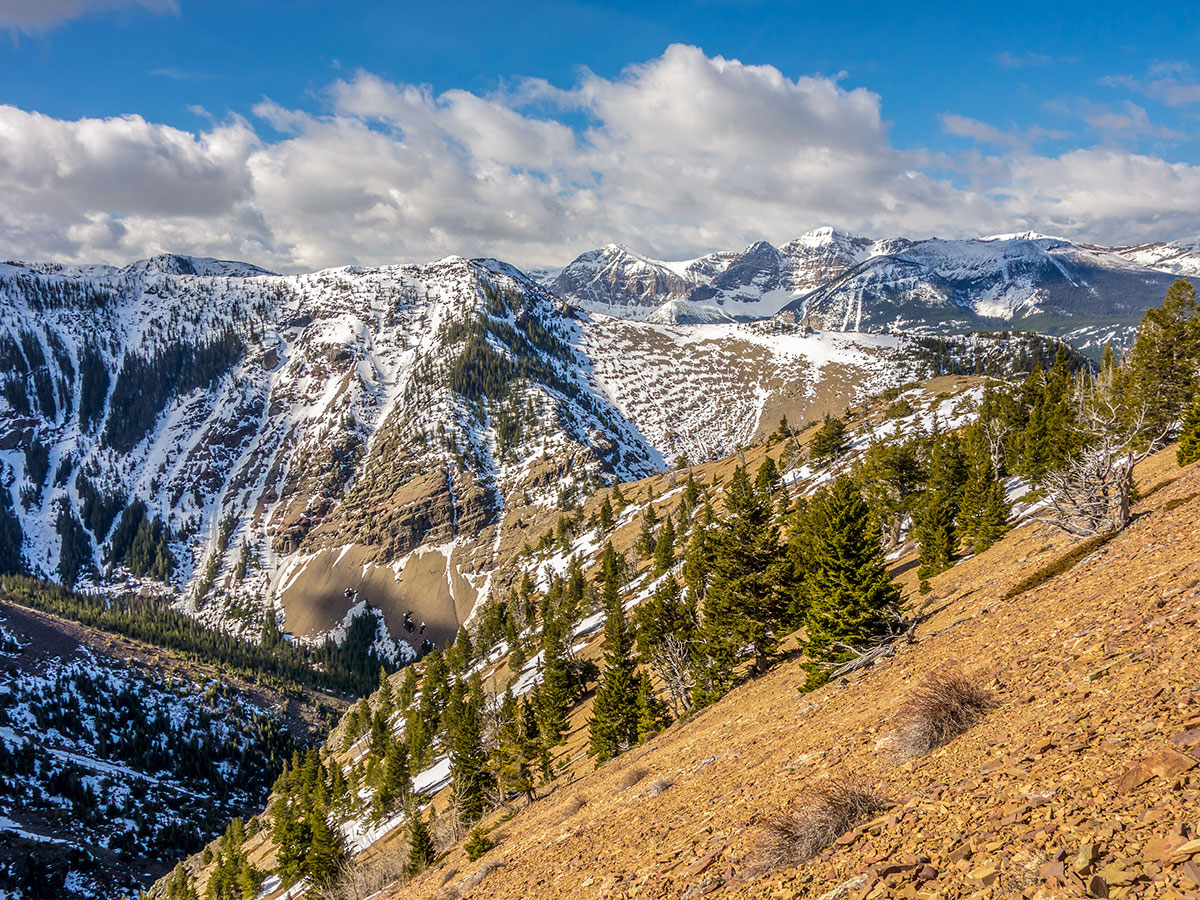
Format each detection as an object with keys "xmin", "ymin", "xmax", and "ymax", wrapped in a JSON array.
[
  {"xmin": 757, "ymin": 782, "xmax": 888, "ymax": 870},
  {"xmin": 616, "ymin": 766, "xmax": 648, "ymax": 791},
  {"xmin": 886, "ymin": 667, "xmax": 998, "ymax": 760},
  {"xmin": 645, "ymin": 776, "xmax": 673, "ymax": 797},
  {"xmin": 313, "ymin": 851, "xmax": 406, "ymax": 900}
]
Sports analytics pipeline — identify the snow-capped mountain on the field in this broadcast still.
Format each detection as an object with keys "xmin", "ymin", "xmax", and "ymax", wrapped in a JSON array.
[
  {"xmin": 789, "ymin": 233, "xmax": 1195, "ymax": 334},
  {"xmin": 545, "ymin": 229, "xmax": 1200, "ymax": 331},
  {"xmin": 0, "ymin": 251, "xmax": 926, "ymax": 654}
]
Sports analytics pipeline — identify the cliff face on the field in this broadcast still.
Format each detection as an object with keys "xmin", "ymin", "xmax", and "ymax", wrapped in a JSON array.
[{"xmin": 387, "ymin": 447, "xmax": 1200, "ymax": 900}]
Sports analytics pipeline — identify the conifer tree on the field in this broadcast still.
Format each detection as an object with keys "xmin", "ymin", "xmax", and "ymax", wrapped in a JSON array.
[
  {"xmin": 633, "ymin": 577, "xmax": 697, "ymax": 715},
  {"xmin": 653, "ymin": 515, "xmax": 676, "ymax": 575},
  {"xmin": 1127, "ymin": 279, "xmax": 1200, "ymax": 437},
  {"xmin": 914, "ymin": 489, "xmax": 956, "ymax": 592},
  {"xmin": 1178, "ymin": 395, "xmax": 1200, "ymax": 466},
  {"xmin": 404, "ymin": 808, "xmax": 436, "ymax": 877},
  {"xmin": 491, "ymin": 690, "xmax": 537, "ymax": 802},
  {"xmin": 958, "ymin": 451, "xmax": 1011, "ymax": 553},
  {"xmin": 449, "ymin": 674, "xmax": 492, "ymax": 826},
  {"xmin": 304, "ymin": 810, "xmax": 346, "ymax": 888},
  {"xmin": 809, "ymin": 413, "xmax": 849, "ymax": 464},
  {"xmin": 587, "ymin": 543, "xmax": 639, "ymax": 764},
  {"xmin": 803, "ymin": 477, "xmax": 901, "ymax": 689},
  {"xmin": 697, "ymin": 466, "xmax": 783, "ymax": 691},
  {"xmin": 598, "ymin": 496, "xmax": 615, "ymax": 532},
  {"xmin": 536, "ymin": 601, "xmax": 572, "ymax": 748},
  {"xmin": 635, "ymin": 671, "xmax": 671, "ymax": 742}
]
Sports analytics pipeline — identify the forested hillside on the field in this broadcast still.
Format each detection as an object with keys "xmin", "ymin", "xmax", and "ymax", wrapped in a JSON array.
[{"xmin": 155, "ymin": 279, "xmax": 1200, "ymax": 899}]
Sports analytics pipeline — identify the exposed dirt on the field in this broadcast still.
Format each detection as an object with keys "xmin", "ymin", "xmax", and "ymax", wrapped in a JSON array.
[{"xmin": 387, "ymin": 448, "xmax": 1200, "ymax": 900}]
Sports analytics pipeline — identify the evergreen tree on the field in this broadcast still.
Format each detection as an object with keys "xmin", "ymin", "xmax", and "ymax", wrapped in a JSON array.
[
  {"xmin": 404, "ymin": 808, "xmax": 436, "ymax": 877},
  {"xmin": 698, "ymin": 466, "xmax": 783, "ymax": 685},
  {"xmin": 1127, "ymin": 279, "xmax": 1200, "ymax": 437},
  {"xmin": 914, "ymin": 489, "xmax": 956, "ymax": 592},
  {"xmin": 304, "ymin": 810, "xmax": 347, "ymax": 888},
  {"xmin": 809, "ymin": 414, "xmax": 849, "ymax": 464},
  {"xmin": 803, "ymin": 477, "xmax": 901, "ymax": 689},
  {"xmin": 1178, "ymin": 395, "xmax": 1200, "ymax": 466},
  {"xmin": 634, "ymin": 577, "xmax": 697, "ymax": 715},
  {"xmin": 449, "ymin": 673, "xmax": 493, "ymax": 827},
  {"xmin": 597, "ymin": 496, "xmax": 615, "ymax": 532},
  {"xmin": 652, "ymin": 515, "xmax": 676, "ymax": 575},
  {"xmin": 958, "ymin": 450, "xmax": 1011, "ymax": 553},
  {"xmin": 635, "ymin": 671, "xmax": 671, "ymax": 742},
  {"xmin": 587, "ymin": 543, "xmax": 639, "ymax": 764},
  {"xmin": 490, "ymin": 690, "xmax": 537, "ymax": 802}
]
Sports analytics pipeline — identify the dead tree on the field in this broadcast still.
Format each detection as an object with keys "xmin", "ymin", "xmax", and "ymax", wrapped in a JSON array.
[
  {"xmin": 1033, "ymin": 398, "xmax": 1166, "ymax": 537},
  {"xmin": 645, "ymin": 635, "xmax": 696, "ymax": 717}
]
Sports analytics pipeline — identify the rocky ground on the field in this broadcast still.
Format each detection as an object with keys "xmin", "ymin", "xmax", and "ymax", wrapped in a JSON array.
[{"xmin": 390, "ymin": 446, "xmax": 1200, "ymax": 900}]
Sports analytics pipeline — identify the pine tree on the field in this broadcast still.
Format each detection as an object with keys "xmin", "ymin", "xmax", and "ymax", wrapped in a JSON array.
[
  {"xmin": 1127, "ymin": 279, "xmax": 1200, "ymax": 437},
  {"xmin": 598, "ymin": 496, "xmax": 615, "ymax": 532},
  {"xmin": 536, "ymin": 584, "xmax": 573, "ymax": 748},
  {"xmin": 304, "ymin": 810, "xmax": 347, "ymax": 888},
  {"xmin": 1178, "ymin": 395, "xmax": 1200, "ymax": 466},
  {"xmin": 914, "ymin": 489, "xmax": 956, "ymax": 592},
  {"xmin": 491, "ymin": 690, "xmax": 537, "ymax": 802},
  {"xmin": 373, "ymin": 739, "xmax": 411, "ymax": 820},
  {"xmin": 698, "ymin": 466, "xmax": 783, "ymax": 687},
  {"xmin": 809, "ymin": 413, "xmax": 848, "ymax": 464},
  {"xmin": 803, "ymin": 477, "xmax": 901, "ymax": 689},
  {"xmin": 587, "ymin": 543, "xmax": 639, "ymax": 764},
  {"xmin": 404, "ymin": 808, "xmax": 436, "ymax": 877},
  {"xmin": 634, "ymin": 576, "xmax": 698, "ymax": 715},
  {"xmin": 635, "ymin": 671, "xmax": 671, "ymax": 742},
  {"xmin": 958, "ymin": 450, "xmax": 1011, "ymax": 553},
  {"xmin": 653, "ymin": 515, "xmax": 676, "ymax": 575},
  {"xmin": 449, "ymin": 674, "xmax": 492, "ymax": 827}
]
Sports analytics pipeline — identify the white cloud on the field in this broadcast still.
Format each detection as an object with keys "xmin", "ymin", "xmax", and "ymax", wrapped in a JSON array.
[
  {"xmin": 0, "ymin": 45, "xmax": 1198, "ymax": 271},
  {"xmin": 0, "ymin": 0, "xmax": 177, "ymax": 32}
]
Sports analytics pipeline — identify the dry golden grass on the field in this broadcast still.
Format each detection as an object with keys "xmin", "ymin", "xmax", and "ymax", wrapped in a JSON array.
[
  {"xmin": 756, "ymin": 781, "xmax": 889, "ymax": 870},
  {"xmin": 884, "ymin": 667, "xmax": 998, "ymax": 760}
]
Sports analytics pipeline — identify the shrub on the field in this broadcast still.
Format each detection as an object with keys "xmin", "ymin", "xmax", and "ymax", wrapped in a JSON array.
[
  {"xmin": 616, "ymin": 766, "xmax": 648, "ymax": 791},
  {"xmin": 464, "ymin": 827, "xmax": 494, "ymax": 862},
  {"xmin": 757, "ymin": 782, "xmax": 888, "ymax": 870},
  {"xmin": 885, "ymin": 667, "xmax": 997, "ymax": 760},
  {"xmin": 313, "ymin": 852, "xmax": 405, "ymax": 900},
  {"xmin": 645, "ymin": 776, "xmax": 673, "ymax": 797}
]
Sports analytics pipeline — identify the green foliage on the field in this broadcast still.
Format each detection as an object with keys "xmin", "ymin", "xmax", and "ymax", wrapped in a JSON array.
[
  {"xmin": 0, "ymin": 575, "xmax": 394, "ymax": 696},
  {"xmin": 1126, "ymin": 279, "xmax": 1200, "ymax": 440},
  {"xmin": 104, "ymin": 329, "xmax": 244, "ymax": 454},
  {"xmin": 802, "ymin": 477, "xmax": 901, "ymax": 689},
  {"xmin": 108, "ymin": 500, "xmax": 175, "ymax": 580},
  {"xmin": 587, "ymin": 543, "xmax": 639, "ymax": 764},
  {"xmin": 809, "ymin": 414, "xmax": 848, "ymax": 464},
  {"xmin": 695, "ymin": 466, "xmax": 784, "ymax": 700},
  {"xmin": 464, "ymin": 826, "xmax": 495, "ymax": 862},
  {"xmin": 0, "ymin": 487, "xmax": 24, "ymax": 577},
  {"xmin": 1178, "ymin": 395, "xmax": 1200, "ymax": 466},
  {"xmin": 404, "ymin": 809, "xmax": 436, "ymax": 877},
  {"xmin": 635, "ymin": 671, "xmax": 671, "ymax": 743},
  {"xmin": 914, "ymin": 490, "xmax": 956, "ymax": 592}
]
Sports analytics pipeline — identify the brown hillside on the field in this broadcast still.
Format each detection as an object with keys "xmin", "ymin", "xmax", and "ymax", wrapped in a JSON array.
[{"xmin": 391, "ymin": 448, "xmax": 1200, "ymax": 900}]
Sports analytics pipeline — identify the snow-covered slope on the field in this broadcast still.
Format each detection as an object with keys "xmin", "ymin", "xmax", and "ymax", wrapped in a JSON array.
[
  {"xmin": 2, "ymin": 250, "xmax": 946, "ymax": 654},
  {"xmin": 544, "ymin": 230, "xmax": 1200, "ymax": 333},
  {"xmin": 784, "ymin": 233, "xmax": 1197, "ymax": 336}
]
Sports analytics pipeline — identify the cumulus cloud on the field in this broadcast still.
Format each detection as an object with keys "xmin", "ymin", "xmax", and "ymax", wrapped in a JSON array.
[
  {"xmin": 0, "ymin": 44, "xmax": 1198, "ymax": 271},
  {"xmin": 0, "ymin": 0, "xmax": 177, "ymax": 32}
]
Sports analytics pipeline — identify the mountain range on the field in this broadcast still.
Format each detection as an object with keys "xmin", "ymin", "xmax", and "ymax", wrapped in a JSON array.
[
  {"xmin": 0, "ymin": 228, "xmax": 1192, "ymax": 660},
  {"xmin": 542, "ymin": 228, "xmax": 1200, "ymax": 347}
]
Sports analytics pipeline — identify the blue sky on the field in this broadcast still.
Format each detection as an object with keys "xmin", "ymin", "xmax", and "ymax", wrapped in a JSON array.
[{"xmin": 2, "ymin": 0, "xmax": 1199, "ymax": 270}]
